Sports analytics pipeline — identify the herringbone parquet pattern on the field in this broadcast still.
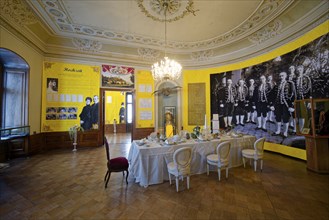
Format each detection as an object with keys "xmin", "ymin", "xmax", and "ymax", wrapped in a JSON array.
[{"xmin": 0, "ymin": 134, "xmax": 328, "ymax": 219}]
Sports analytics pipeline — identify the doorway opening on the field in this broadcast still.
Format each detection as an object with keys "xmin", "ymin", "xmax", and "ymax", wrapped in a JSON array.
[{"xmin": 102, "ymin": 90, "xmax": 133, "ymax": 146}]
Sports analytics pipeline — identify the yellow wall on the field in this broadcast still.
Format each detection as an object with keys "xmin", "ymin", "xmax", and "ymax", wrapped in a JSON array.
[
  {"xmin": 0, "ymin": 26, "xmax": 43, "ymax": 133},
  {"xmin": 135, "ymin": 70, "xmax": 154, "ymax": 128},
  {"xmin": 105, "ymin": 91, "xmax": 125, "ymax": 124}
]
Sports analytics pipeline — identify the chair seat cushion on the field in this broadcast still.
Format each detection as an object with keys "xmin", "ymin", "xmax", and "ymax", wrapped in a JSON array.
[
  {"xmin": 167, "ymin": 162, "xmax": 176, "ymax": 173},
  {"xmin": 207, "ymin": 154, "xmax": 229, "ymax": 166},
  {"xmin": 242, "ymin": 149, "xmax": 263, "ymax": 158},
  {"xmin": 109, "ymin": 157, "xmax": 129, "ymax": 170},
  {"xmin": 207, "ymin": 154, "xmax": 218, "ymax": 163}
]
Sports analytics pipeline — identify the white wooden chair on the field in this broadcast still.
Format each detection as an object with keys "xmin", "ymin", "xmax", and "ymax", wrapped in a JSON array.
[
  {"xmin": 206, "ymin": 141, "xmax": 231, "ymax": 181},
  {"xmin": 242, "ymin": 137, "xmax": 266, "ymax": 172},
  {"xmin": 167, "ymin": 147, "xmax": 192, "ymax": 192}
]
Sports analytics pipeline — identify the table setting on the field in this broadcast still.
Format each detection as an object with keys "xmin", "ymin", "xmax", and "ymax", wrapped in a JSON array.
[{"xmin": 128, "ymin": 130, "xmax": 256, "ymax": 187}]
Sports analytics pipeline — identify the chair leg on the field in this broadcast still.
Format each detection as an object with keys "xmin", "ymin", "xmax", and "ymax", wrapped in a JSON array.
[
  {"xmin": 125, "ymin": 170, "xmax": 129, "ymax": 184},
  {"xmin": 207, "ymin": 164, "xmax": 209, "ymax": 175},
  {"xmin": 168, "ymin": 172, "xmax": 172, "ymax": 185},
  {"xmin": 187, "ymin": 175, "xmax": 190, "ymax": 190},
  {"xmin": 104, "ymin": 171, "xmax": 109, "ymax": 182},
  {"xmin": 254, "ymin": 160, "xmax": 257, "ymax": 172},
  {"xmin": 105, "ymin": 172, "xmax": 111, "ymax": 188},
  {"xmin": 226, "ymin": 167, "xmax": 229, "ymax": 179},
  {"xmin": 175, "ymin": 176, "xmax": 179, "ymax": 192},
  {"xmin": 218, "ymin": 167, "xmax": 221, "ymax": 181},
  {"xmin": 242, "ymin": 157, "xmax": 246, "ymax": 168},
  {"xmin": 260, "ymin": 159, "xmax": 263, "ymax": 172}
]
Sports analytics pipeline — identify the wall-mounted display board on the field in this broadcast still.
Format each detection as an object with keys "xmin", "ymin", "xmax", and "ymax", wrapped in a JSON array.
[
  {"xmin": 210, "ymin": 33, "xmax": 329, "ymax": 149},
  {"xmin": 101, "ymin": 65, "xmax": 134, "ymax": 88},
  {"xmin": 188, "ymin": 83, "xmax": 205, "ymax": 125},
  {"xmin": 41, "ymin": 62, "xmax": 100, "ymax": 132}
]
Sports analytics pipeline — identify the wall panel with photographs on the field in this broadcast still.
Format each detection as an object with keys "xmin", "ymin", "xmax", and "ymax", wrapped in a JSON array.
[
  {"xmin": 41, "ymin": 62, "xmax": 100, "ymax": 132},
  {"xmin": 210, "ymin": 33, "xmax": 329, "ymax": 148}
]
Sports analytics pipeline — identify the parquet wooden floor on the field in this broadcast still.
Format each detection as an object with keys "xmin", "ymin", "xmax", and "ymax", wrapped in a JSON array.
[{"xmin": 0, "ymin": 133, "xmax": 328, "ymax": 220}]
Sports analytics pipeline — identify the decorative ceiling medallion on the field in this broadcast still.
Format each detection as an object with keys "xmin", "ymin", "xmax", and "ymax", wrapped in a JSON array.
[
  {"xmin": 138, "ymin": 48, "xmax": 161, "ymax": 61},
  {"xmin": 0, "ymin": 0, "xmax": 38, "ymax": 26},
  {"xmin": 191, "ymin": 50, "xmax": 214, "ymax": 61},
  {"xmin": 248, "ymin": 20, "xmax": 283, "ymax": 44},
  {"xmin": 72, "ymin": 38, "xmax": 102, "ymax": 53},
  {"xmin": 137, "ymin": 0, "xmax": 199, "ymax": 22},
  {"xmin": 33, "ymin": 0, "xmax": 287, "ymax": 50}
]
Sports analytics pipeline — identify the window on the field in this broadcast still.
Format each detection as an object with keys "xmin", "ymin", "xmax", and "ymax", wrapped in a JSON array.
[
  {"xmin": 126, "ymin": 93, "xmax": 133, "ymax": 123},
  {"xmin": 0, "ymin": 49, "xmax": 29, "ymax": 128}
]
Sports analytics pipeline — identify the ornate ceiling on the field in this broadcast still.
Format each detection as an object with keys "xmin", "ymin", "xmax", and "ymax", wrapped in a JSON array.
[{"xmin": 0, "ymin": 0, "xmax": 328, "ymax": 69}]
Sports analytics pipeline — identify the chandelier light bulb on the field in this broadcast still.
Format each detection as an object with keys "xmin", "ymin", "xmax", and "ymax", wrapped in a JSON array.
[{"xmin": 151, "ymin": 57, "xmax": 182, "ymax": 81}]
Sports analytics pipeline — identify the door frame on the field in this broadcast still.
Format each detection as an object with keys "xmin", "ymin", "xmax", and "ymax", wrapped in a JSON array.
[{"xmin": 100, "ymin": 88, "xmax": 135, "ymax": 143}]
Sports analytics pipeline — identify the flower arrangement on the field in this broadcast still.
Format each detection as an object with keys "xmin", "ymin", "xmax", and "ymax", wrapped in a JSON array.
[{"xmin": 68, "ymin": 125, "xmax": 84, "ymax": 151}]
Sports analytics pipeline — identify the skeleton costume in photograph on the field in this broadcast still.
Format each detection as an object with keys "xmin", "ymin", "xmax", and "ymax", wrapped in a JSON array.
[
  {"xmin": 235, "ymin": 79, "xmax": 248, "ymax": 126},
  {"xmin": 255, "ymin": 75, "xmax": 271, "ymax": 131},
  {"xmin": 220, "ymin": 79, "xmax": 236, "ymax": 128},
  {"xmin": 295, "ymin": 65, "xmax": 312, "ymax": 132},
  {"xmin": 267, "ymin": 75, "xmax": 276, "ymax": 123},
  {"xmin": 271, "ymin": 72, "xmax": 296, "ymax": 138},
  {"xmin": 246, "ymin": 79, "xmax": 257, "ymax": 124}
]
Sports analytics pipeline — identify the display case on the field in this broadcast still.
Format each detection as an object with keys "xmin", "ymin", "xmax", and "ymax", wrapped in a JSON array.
[
  {"xmin": 0, "ymin": 126, "xmax": 30, "ymax": 162},
  {"xmin": 295, "ymin": 99, "xmax": 329, "ymax": 173}
]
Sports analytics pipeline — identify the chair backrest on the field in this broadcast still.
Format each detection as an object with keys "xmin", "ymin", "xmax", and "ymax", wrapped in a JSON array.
[
  {"xmin": 216, "ymin": 141, "xmax": 231, "ymax": 164},
  {"xmin": 173, "ymin": 147, "xmax": 192, "ymax": 175},
  {"xmin": 254, "ymin": 137, "xmax": 266, "ymax": 155},
  {"xmin": 104, "ymin": 137, "xmax": 110, "ymax": 161}
]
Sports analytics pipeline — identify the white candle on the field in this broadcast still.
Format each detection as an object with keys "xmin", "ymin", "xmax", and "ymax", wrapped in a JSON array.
[{"xmin": 204, "ymin": 114, "xmax": 207, "ymax": 129}]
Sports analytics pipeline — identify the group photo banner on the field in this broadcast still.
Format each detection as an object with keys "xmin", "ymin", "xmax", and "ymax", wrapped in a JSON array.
[{"xmin": 210, "ymin": 33, "xmax": 329, "ymax": 147}]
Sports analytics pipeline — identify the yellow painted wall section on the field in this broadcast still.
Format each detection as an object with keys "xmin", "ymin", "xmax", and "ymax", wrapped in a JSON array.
[
  {"xmin": 135, "ymin": 70, "xmax": 154, "ymax": 128},
  {"xmin": 183, "ymin": 69, "xmax": 212, "ymax": 132},
  {"xmin": 0, "ymin": 26, "xmax": 44, "ymax": 133},
  {"xmin": 105, "ymin": 91, "xmax": 125, "ymax": 124},
  {"xmin": 264, "ymin": 142, "xmax": 306, "ymax": 160}
]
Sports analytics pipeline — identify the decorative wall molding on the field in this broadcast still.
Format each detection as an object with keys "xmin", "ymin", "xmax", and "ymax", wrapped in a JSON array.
[
  {"xmin": 138, "ymin": 48, "xmax": 161, "ymax": 61},
  {"xmin": 191, "ymin": 50, "xmax": 214, "ymax": 61},
  {"xmin": 0, "ymin": 0, "xmax": 38, "ymax": 26},
  {"xmin": 248, "ymin": 20, "xmax": 283, "ymax": 44},
  {"xmin": 72, "ymin": 38, "xmax": 102, "ymax": 53}
]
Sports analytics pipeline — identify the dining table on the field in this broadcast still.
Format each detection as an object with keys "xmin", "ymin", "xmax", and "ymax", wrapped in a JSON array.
[{"xmin": 128, "ymin": 135, "xmax": 256, "ymax": 187}]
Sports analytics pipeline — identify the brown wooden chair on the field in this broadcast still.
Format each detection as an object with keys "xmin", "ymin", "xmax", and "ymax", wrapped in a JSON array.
[{"xmin": 104, "ymin": 137, "xmax": 129, "ymax": 188}]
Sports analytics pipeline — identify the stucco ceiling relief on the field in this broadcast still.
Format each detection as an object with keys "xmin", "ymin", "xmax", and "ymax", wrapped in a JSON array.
[
  {"xmin": 72, "ymin": 38, "xmax": 102, "ymax": 53},
  {"xmin": 0, "ymin": 0, "xmax": 38, "ymax": 26},
  {"xmin": 191, "ymin": 50, "xmax": 214, "ymax": 62},
  {"xmin": 248, "ymin": 19, "xmax": 283, "ymax": 44},
  {"xmin": 138, "ymin": 48, "xmax": 161, "ymax": 61},
  {"xmin": 136, "ymin": 0, "xmax": 199, "ymax": 22}
]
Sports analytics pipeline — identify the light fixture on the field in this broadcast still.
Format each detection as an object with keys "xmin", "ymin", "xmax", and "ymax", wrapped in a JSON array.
[{"xmin": 151, "ymin": 1, "xmax": 182, "ymax": 82}]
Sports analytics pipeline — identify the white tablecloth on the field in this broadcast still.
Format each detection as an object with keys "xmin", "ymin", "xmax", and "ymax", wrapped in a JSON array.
[{"xmin": 128, "ymin": 135, "xmax": 256, "ymax": 187}]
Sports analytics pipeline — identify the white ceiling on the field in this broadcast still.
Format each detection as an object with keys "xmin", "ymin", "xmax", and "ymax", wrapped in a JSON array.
[{"xmin": 1, "ymin": 0, "xmax": 328, "ymax": 69}]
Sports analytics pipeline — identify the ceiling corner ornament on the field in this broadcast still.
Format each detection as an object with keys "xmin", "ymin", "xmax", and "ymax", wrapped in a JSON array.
[
  {"xmin": 191, "ymin": 50, "xmax": 214, "ymax": 61},
  {"xmin": 248, "ymin": 20, "xmax": 283, "ymax": 44},
  {"xmin": 0, "ymin": 0, "xmax": 38, "ymax": 26},
  {"xmin": 72, "ymin": 38, "xmax": 102, "ymax": 53},
  {"xmin": 138, "ymin": 48, "xmax": 161, "ymax": 61},
  {"xmin": 137, "ymin": 0, "xmax": 199, "ymax": 22}
]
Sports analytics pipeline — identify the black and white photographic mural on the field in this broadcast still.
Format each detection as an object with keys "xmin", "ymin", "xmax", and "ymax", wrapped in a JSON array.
[{"xmin": 210, "ymin": 33, "xmax": 329, "ymax": 148}]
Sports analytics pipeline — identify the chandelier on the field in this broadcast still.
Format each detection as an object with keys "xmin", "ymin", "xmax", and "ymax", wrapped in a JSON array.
[{"xmin": 151, "ymin": 1, "xmax": 182, "ymax": 81}]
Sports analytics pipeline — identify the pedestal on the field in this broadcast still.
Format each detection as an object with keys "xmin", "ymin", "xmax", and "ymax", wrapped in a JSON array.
[{"xmin": 305, "ymin": 137, "xmax": 329, "ymax": 173}]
